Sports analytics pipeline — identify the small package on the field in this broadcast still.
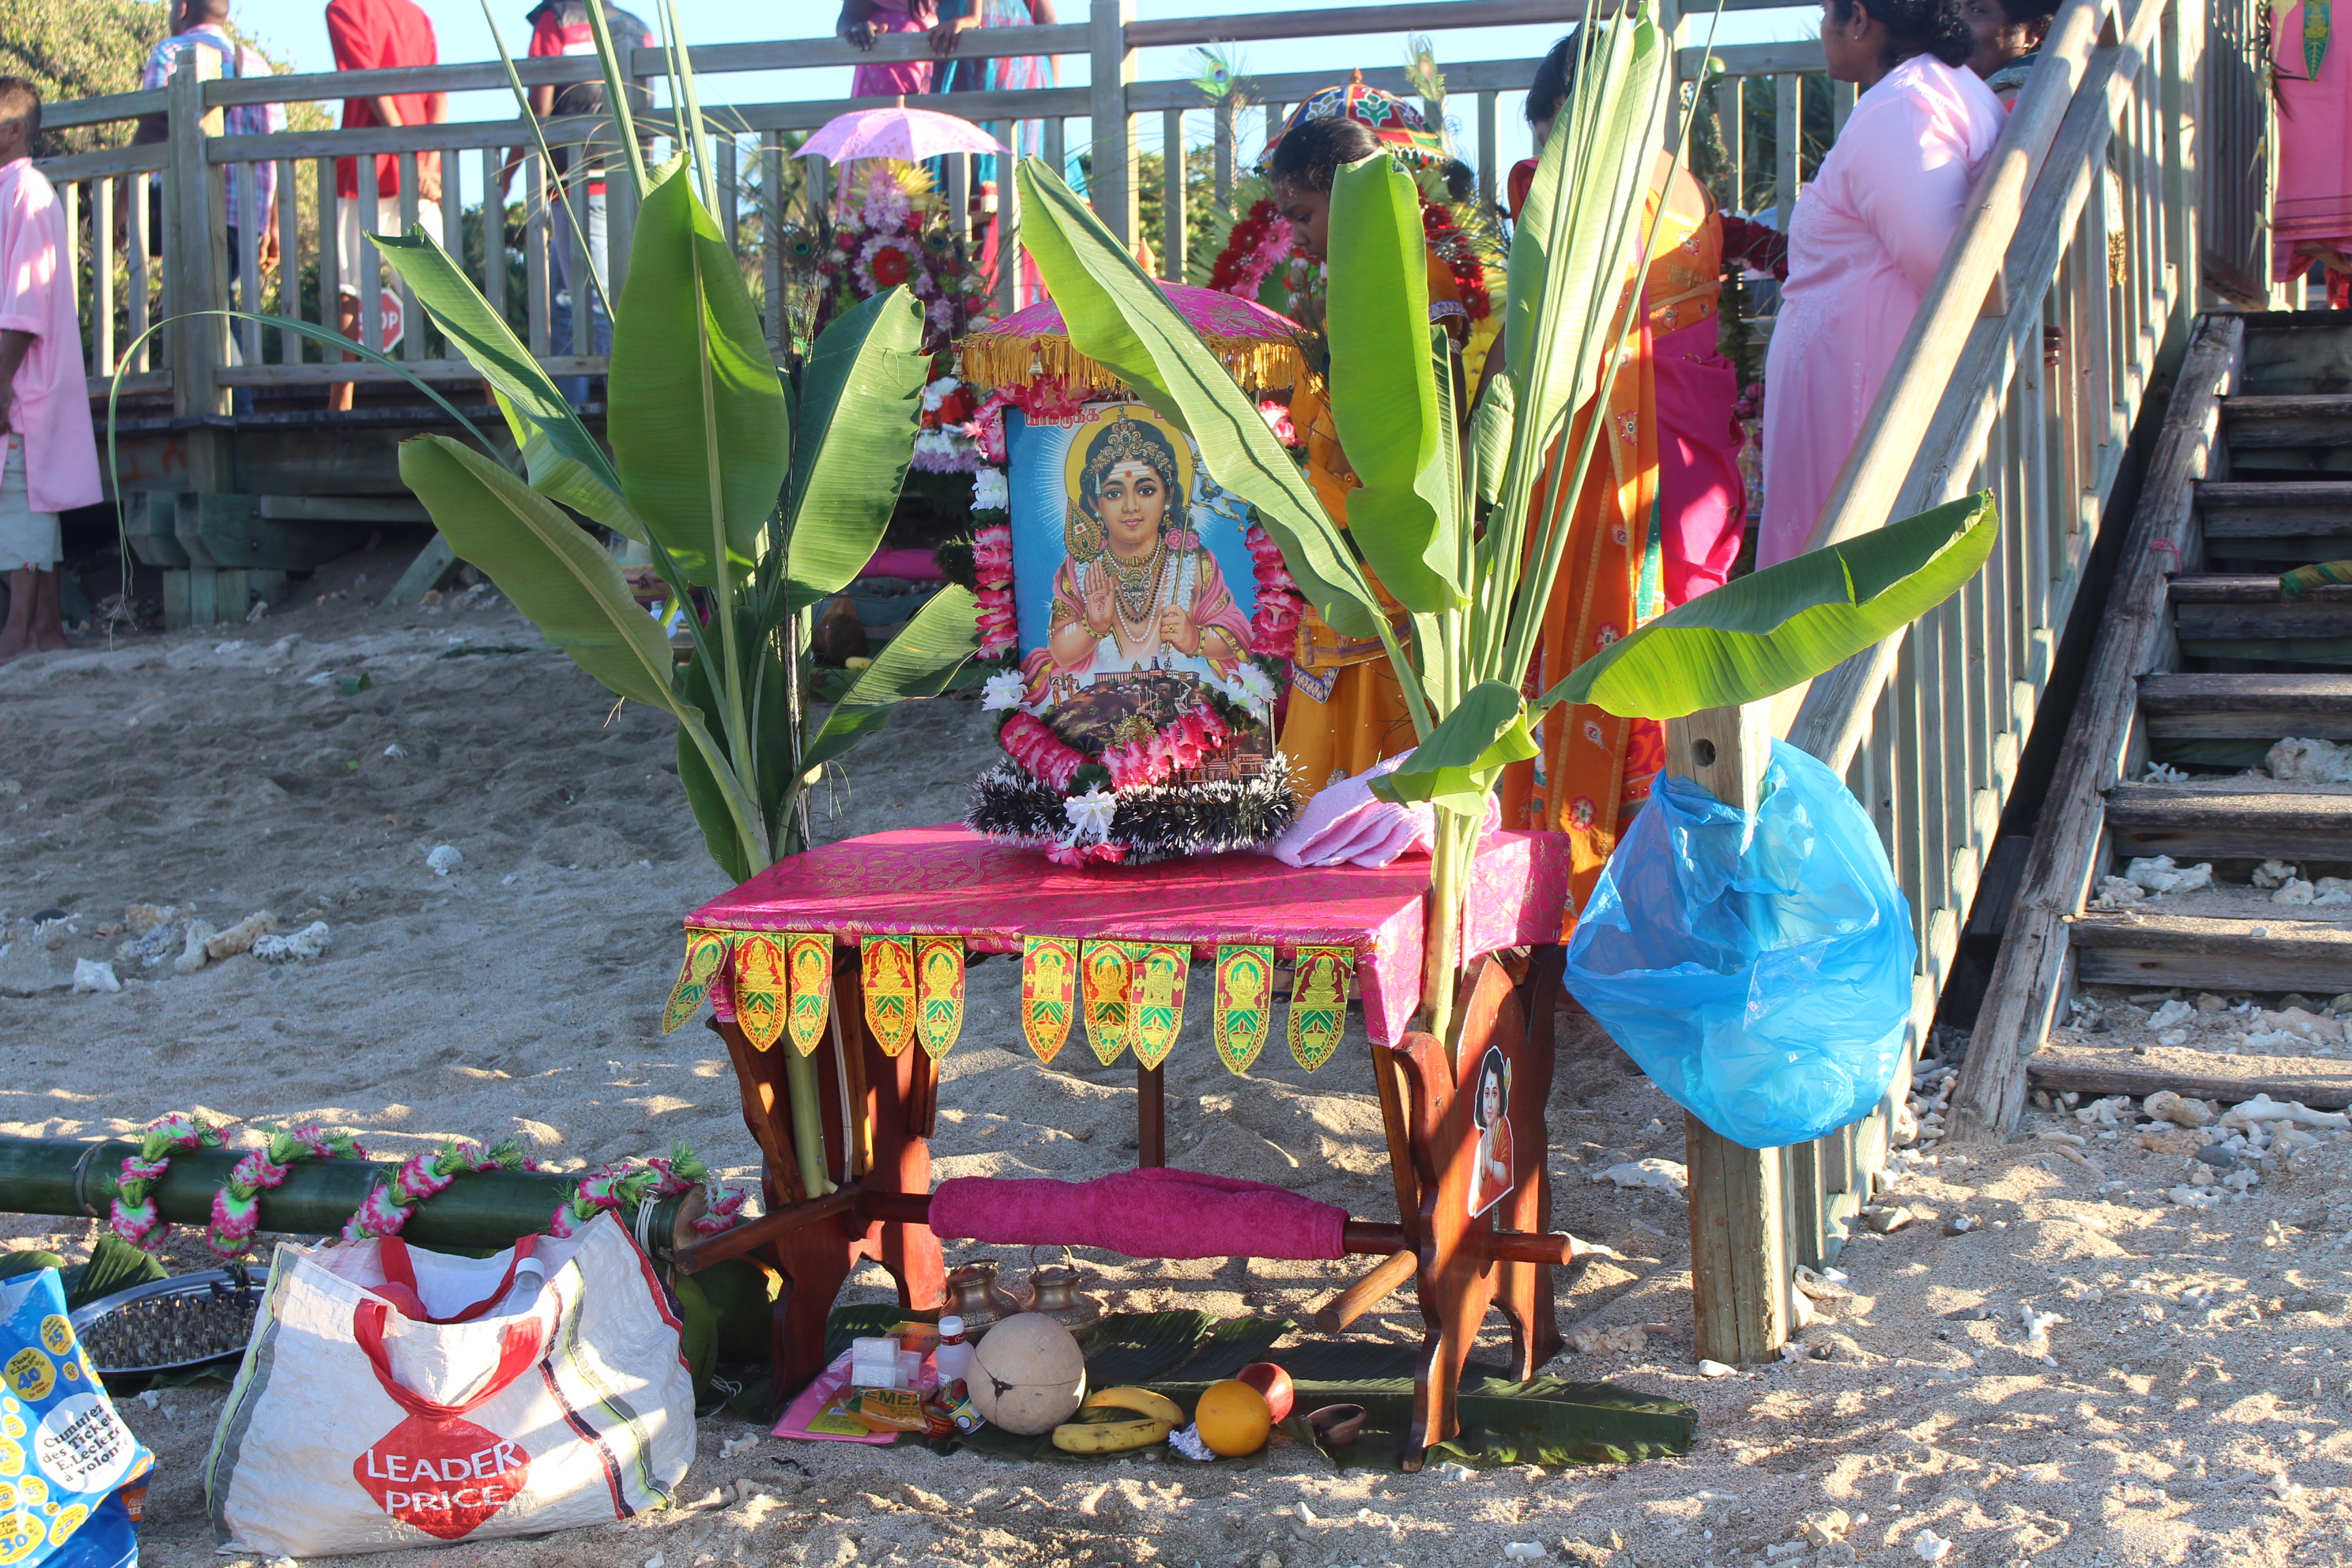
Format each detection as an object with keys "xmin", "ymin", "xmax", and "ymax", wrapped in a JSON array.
[
  {"xmin": 847, "ymin": 1388, "xmax": 927, "ymax": 1434},
  {"xmin": 848, "ymin": 1337, "xmax": 902, "ymax": 1390}
]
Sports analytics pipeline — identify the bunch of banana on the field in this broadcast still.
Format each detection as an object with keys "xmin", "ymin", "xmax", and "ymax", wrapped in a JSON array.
[{"xmin": 1049, "ymin": 1388, "xmax": 1185, "ymax": 1454}]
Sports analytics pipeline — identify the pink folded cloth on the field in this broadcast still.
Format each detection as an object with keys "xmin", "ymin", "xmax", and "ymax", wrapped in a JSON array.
[
  {"xmin": 1266, "ymin": 753, "xmax": 1501, "ymax": 868},
  {"xmin": 928, "ymin": 1169, "xmax": 1349, "ymax": 1261}
]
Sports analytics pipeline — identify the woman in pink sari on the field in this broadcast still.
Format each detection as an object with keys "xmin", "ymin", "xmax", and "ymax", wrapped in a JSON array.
[
  {"xmin": 1758, "ymin": 0, "xmax": 2004, "ymax": 567},
  {"xmin": 2275, "ymin": 1, "xmax": 2352, "ymax": 306},
  {"xmin": 837, "ymin": 0, "xmax": 940, "ymax": 98}
]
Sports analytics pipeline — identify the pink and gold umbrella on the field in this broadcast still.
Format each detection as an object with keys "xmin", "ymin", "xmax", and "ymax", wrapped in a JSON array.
[
  {"xmin": 960, "ymin": 282, "xmax": 1309, "ymax": 395},
  {"xmin": 799, "ymin": 104, "xmax": 1006, "ymax": 164}
]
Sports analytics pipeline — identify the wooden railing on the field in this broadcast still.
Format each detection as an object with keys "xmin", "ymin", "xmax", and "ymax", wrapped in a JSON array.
[
  {"xmin": 1678, "ymin": 0, "xmax": 2273, "ymax": 1358},
  {"xmin": 44, "ymin": 0, "xmax": 1840, "ymax": 414}
]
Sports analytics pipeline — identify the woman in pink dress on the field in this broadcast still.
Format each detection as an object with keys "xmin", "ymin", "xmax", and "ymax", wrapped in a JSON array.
[
  {"xmin": 1757, "ymin": 0, "xmax": 2005, "ymax": 567},
  {"xmin": 837, "ymin": 0, "xmax": 940, "ymax": 98},
  {"xmin": 2275, "ymin": 1, "xmax": 2352, "ymax": 306}
]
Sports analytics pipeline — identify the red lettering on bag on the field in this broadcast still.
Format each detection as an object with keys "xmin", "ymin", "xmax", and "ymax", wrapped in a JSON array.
[{"xmin": 355, "ymin": 1415, "xmax": 528, "ymax": 1540}]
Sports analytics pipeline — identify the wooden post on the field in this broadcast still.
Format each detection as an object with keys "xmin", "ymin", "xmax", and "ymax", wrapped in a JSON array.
[
  {"xmin": 1137, "ymin": 1061, "xmax": 1164, "ymax": 1166},
  {"xmin": 1088, "ymin": 0, "xmax": 1137, "ymax": 244},
  {"xmin": 1665, "ymin": 701, "xmax": 1791, "ymax": 1367},
  {"xmin": 1773, "ymin": 72, "xmax": 1799, "ymax": 229},
  {"xmin": 166, "ymin": 48, "xmax": 227, "ymax": 424}
]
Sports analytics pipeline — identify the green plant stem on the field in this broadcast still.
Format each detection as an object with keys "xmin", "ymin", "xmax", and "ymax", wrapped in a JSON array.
[
  {"xmin": 1422, "ymin": 806, "xmax": 1478, "ymax": 1056},
  {"xmin": 782, "ymin": 1050, "xmax": 834, "ymax": 1198}
]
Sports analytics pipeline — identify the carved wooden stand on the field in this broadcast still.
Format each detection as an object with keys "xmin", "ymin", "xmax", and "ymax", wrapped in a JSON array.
[{"xmin": 688, "ymin": 945, "xmax": 1570, "ymax": 1467}]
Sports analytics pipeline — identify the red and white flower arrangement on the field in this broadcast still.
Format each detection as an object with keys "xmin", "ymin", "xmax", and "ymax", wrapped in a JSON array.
[
  {"xmin": 1243, "ymin": 521, "xmax": 1305, "ymax": 657},
  {"xmin": 1209, "ymin": 197, "xmax": 1296, "ymax": 301},
  {"xmin": 1098, "ymin": 702, "xmax": 1234, "ymax": 790}
]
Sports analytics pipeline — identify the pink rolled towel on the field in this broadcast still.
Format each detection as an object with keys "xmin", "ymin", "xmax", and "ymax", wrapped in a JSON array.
[
  {"xmin": 1264, "ymin": 752, "xmax": 1501, "ymax": 868},
  {"xmin": 927, "ymin": 1168, "xmax": 1348, "ymax": 1261}
]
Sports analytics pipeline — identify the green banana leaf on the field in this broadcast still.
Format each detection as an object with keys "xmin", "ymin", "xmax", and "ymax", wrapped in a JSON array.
[
  {"xmin": 800, "ymin": 585, "xmax": 983, "ymax": 774},
  {"xmin": 674, "ymin": 608, "xmax": 791, "ymax": 884},
  {"xmin": 1471, "ymin": 370, "xmax": 1515, "ymax": 512},
  {"xmin": 398, "ymin": 435, "xmax": 686, "ymax": 714},
  {"xmin": 608, "ymin": 161, "xmax": 790, "ymax": 587},
  {"xmin": 370, "ymin": 230, "xmax": 644, "ymax": 541},
  {"xmin": 1505, "ymin": 20, "xmax": 1667, "ymax": 457},
  {"xmin": 783, "ymin": 288, "xmax": 930, "ymax": 600},
  {"xmin": 1324, "ymin": 154, "xmax": 1460, "ymax": 612},
  {"xmin": 1544, "ymin": 491, "xmax": 1999, "ymax": 719},
  {"xmin": 1371, "ymin": 678, "xmax": 1539, "ymax": 812},
  {"xmin": 1014, "ymin": 159, "xmax": 1389, "ymax": 640}
]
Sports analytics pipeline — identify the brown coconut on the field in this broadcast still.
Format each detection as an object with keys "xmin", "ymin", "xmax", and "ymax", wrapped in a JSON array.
[{"xmin": 966, "ymin": 1312, "xmax": 1087, "ymax": 1435}]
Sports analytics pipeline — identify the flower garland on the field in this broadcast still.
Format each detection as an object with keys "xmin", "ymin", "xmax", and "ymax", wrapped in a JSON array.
[
  {"xmin": 1243, "ymin": 521, "xmax": 1305, "ymax": 657},
  {"xmin": 999, "ymin": 712, "xmax": 1086, "ymax": 791},
  {"xmin": 1421, "ymin": 201, "xmax": 1492, "ymax": 321},
  {"xmin": 103, "ymin": 1112, "xmax": 748, "ymax": 1256},
  {"xmin": 912, "ymin": 373, "xmax": 985, "ymax": 474},
  {"xmin": 110, "ymin": 1113, "xmax": 227, "ymax": 1253},
  {"xmin": 822, "ymin": 167, "xmax": 990, "ymax": 352},
  {"xmin": 1098, "ymin": 702, "xmax": 1234, "ymax": 790},
  {"xmin": 209, "ymin": 1124, "xmax": 368, "ymax": 1258},
  {"xmin": 971, "ymin": 515, "xmax": 1015, "ymax": 659},
  {"xmin": 1209, "ymin": 198, "xmax": 1296, "ymax": 301}
]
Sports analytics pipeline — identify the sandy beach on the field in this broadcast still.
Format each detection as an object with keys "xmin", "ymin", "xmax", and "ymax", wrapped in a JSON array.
[{"xmin": 3, "ymin": 556, "xmax": 2349, "ymax": 1568}]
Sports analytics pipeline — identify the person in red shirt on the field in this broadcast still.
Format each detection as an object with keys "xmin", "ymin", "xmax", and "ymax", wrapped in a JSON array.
[{"xmin": 324, "ymin": 0, "xmax": 446, "ymax": 410}]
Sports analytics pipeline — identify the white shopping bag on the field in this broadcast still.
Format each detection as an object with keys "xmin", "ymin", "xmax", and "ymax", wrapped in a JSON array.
[{"xmin": 205, "ymin": 1213, "xmax": 694, "ymax": 1558}]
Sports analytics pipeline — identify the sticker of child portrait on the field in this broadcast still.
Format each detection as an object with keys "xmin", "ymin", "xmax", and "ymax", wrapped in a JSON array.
[
  {"xmin": 1467, "ymin": 1047, "xmax": 1515, "ymax": 1220},
  {"xmin": 1009, "ymin": 404, "xmax": 1259, "ymax": 745}
]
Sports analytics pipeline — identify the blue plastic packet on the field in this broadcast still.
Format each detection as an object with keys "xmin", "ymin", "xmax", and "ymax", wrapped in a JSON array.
[
  {"xmin": 1565, "ymin": 738, "xmax": 1915, "ymax": 1149},
  {"xmin": 0, "ymin": 1268, "xmax": 154, "ymax": 1568}
]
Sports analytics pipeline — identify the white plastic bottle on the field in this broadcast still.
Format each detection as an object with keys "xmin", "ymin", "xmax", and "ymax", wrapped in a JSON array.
[
  {"xmin": 495, "ymin": 1256, "xmax": 546, "ymax": 1320},
  {"xmin": 934, "ymin": 1316, "xmax": 973, "ymax": 1386}
]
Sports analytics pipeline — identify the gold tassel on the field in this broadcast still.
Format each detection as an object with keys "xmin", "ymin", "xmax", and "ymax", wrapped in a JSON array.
[{"xmin": 960, "ymin": 331, "xmax": 1307, "ymax": 398}]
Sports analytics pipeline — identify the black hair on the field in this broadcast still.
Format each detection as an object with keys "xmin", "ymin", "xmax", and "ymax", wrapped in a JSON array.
[
  {"xmin": 1828, "ymin": 0, "xmax": 1976, "ymax": 67},
  {"xmin": 1267, "ymin": 114, "xmax": 1382, "ymax": 195},
  {"xmin": 1271, "ymin": 114, "xmax": 1475, "ymax": 202},
  {"xmin": 1525, "ymin": 31, "xmax": 1582, "ymax": 129},
  {"xmin": 1991, "ymin": 0, "xmax": 2057, "ymax": 26},
  {"xmin": 1474, "ymin": 1050, "xmax": 1507, "ymax": 1128},
  {"xmin": 0, "ymin": 78, "xmax": 39, "ymax": 139}
]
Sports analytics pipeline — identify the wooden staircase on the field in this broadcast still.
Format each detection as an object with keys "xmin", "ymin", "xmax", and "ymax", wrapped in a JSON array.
[{"xmin": 1949, "ymin": 312, "xmax": 2352, "ymax": 1135}]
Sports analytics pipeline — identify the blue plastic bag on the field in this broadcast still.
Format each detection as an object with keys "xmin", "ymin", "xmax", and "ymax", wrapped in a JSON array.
[
  {"xmin": 1565, "ymin": 738, "xmax": 1915, "ymax": 1149},
  {"xmin": 0, "ymin": 1268, "xmax": 152, "ymax": 1568}
]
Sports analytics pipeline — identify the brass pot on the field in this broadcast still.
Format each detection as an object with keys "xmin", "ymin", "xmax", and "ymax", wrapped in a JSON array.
[
  {"xmin": 1020, "ymin": 1247, "xmax": 1104, "ymax": 1335},
  {"xmin": 944, "ymin": 1262, "xmax": 1027, "ymax": 1337}
]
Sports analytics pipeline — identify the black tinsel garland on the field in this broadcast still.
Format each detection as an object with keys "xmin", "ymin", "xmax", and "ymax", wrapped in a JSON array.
[{"xmin": 966, "ymin": 756, "xmax": 1305, "ymax": 865}]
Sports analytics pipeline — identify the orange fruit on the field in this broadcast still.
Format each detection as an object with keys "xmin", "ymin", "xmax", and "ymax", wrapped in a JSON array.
[{"xmin": 1192, "ymin": 1378, "xmax": 1273, "ymax": 1457}]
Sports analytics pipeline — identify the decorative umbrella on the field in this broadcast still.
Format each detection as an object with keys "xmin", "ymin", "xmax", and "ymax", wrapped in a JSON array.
[
  {"xmin": 798, "ymin": 103, "xmax": 1006, "ymax": 163},
  {"xmin": 960, "ymin": 283, "xmax": 1309, "ymax": 395}
]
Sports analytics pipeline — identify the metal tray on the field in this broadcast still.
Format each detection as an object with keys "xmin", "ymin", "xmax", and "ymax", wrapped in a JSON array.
[{"xmin": 69, "ymin": 1269, "xmax": 263, "ymax": 1377}]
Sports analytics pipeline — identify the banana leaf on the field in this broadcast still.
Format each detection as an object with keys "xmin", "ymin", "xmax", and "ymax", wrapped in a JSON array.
[
  {"xmin": 1015, "ymin": 160, "xmax": 1388, "ymax": 640},
  {"xmin": 674, "ymin": 609, "xmax": 791, "ymax": 885},
  {"xmin": 800, "ymin": 585, "xmax": 983, "ymax": 774},
  {"xmin": 1543, "ymin": 491, "xmax": 1999, "ymax": 720},
  {"xmin": 1324, "ymin": 154, "xmax": 1460, "ymax": 612},
  {"xmin": 784, "ymin": 288, "xmax": 930, "ymax": 600},
  {"xmin": 370, "ymin": 231, "xmax": 643, "ymax": 540},
  {"xmin": 608, "ymin": 160, "xmax": 791, "ymax": 587},
  {"xmin": 398, "ymin": 436, "xmax": 685, "ymax": 715},
  {"xmin": 1371, "ymin": 678, "xmax": 1539, "ymax": 811}
]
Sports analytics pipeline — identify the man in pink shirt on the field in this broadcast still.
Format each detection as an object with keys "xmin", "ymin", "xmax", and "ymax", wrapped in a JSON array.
[{"xmin": 0, "ymin": 80, "xmax": 102, "ymax": 664}]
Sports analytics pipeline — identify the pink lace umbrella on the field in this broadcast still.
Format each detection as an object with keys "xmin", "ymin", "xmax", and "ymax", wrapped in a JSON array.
[
  {"xmin": 798, "ymin": 104, "xmax": 1006, "ymax": 163},
  {"xmin": 960, "ymin": 283, "xmax": 1309, "ymax": 396}
]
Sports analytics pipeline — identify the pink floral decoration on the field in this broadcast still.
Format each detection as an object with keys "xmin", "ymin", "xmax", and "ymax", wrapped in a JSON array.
[
  {"xmin": 1244, "ymin": 523, "xmax": 1306, "ymax": 657},
  {"xmin": 1001, "ymin": 713, "xmax": 1085, "ymax": 791}
]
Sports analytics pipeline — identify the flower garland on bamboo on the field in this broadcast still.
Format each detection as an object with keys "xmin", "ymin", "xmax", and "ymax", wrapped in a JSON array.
[{"xmin": 104, "ymin": 1113, "xmax": 747, "ymax": 1257}]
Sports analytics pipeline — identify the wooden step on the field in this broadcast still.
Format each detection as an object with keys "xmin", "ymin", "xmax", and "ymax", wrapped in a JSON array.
[
  {"xmin": 2197, "ymin": 480, "xmax": 2352, "ymax": 541},
  {"xmin": 2072, "ymin": 911, "xmax": 2352, "ymax": 992},
  {"xmin": 2221, "ymin": 394, "xmax": 2352, "ymax": 448},
  {"xmin": 2028, "ymin": 1041, "xmax": 2352, "ymax": 1110},
  {"xmin": 2104, "ymin": 779, "xmax": 2352, "ymax": 860},
  {"xmin": 2138, "ymin": 672, "xmax": 2352, "ymax": 738}
]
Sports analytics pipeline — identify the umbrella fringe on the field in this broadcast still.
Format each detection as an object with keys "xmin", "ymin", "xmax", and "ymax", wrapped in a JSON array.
[{"xmin": 960, "ymin": 331, "xmax": 1307, "ymax": 399}]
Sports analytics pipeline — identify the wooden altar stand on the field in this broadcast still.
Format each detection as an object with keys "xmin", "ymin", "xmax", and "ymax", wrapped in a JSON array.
[{"xmin": 669, "ymin": 823, "xmax": 1581, "ymax": 1468}]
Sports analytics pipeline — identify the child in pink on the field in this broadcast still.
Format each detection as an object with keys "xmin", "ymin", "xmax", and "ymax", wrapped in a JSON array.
[
  {"xmin": 0, "ymin": 79, "xmax": 103, "ymax": 663},
  {"xmin": 1758, "ymin": 0, "xmax": 2004, "ymax": 567}
]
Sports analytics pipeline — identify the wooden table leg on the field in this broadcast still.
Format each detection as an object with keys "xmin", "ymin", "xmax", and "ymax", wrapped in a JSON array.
[
  {"xmin": 1371, "ymin": 1041, "xmax": 1423, "ymax": 1247},
  {"xmin": 1137, "ymin": 1062, "xmax": 1165, "ymax": 1167},
  {"xmin": 840, "ymin": 960, "xmax": 947, "ymax": 1317},
  {"xmin": 1493, "ymin": 945, "xmax": 1564, "ymax": 1379},
  {"xmin": 1392, "ymin": 954, "xmax": 1527, "ymax": 1469}
]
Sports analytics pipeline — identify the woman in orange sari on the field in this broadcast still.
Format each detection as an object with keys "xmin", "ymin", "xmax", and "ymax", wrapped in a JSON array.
[
  {"xmin": 1497, "ymin": 32, "xmax": 1748, "ymax": 919},
  {"xmin": 1264, "ymin": 106, "xmax": 1480, "ymax": 797}
]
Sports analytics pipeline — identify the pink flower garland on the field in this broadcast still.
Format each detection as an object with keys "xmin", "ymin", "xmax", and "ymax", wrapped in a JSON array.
[
  {"xmin": 344, "ymin": 1139, "xmax": 540, "ymax": 1243},
  {"xmin": 208, "ymin": 1124, "xmax": 368, "ymax": 1257},
  {"xmin": 972, "ymin": 523, "xmax": 1017, "ymax": 659},
  {"xmin": 1044, "ymin": 841, "xmax": 1128, "ymax": 868},
  {"xmin": 110, "ymin": 1113, "xmax": 226, "ymax": 1253},
  {"xmin": 549, "ymin": 1147, "xmax": 749, "ymax": 1239},
  {"xmin": 1098, "ymin": 702, "xmax": 1235, "ymax": 790},
  {"xmin": 1243, "ymin": 523, "xmax": 1305, "ymax": 657},
  {"xmin": 1001, "ymin": 713, "xmax": 1085, "ymax": 791}
]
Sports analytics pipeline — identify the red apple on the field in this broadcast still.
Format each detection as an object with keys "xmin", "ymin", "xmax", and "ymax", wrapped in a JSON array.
[{"xmin": 1236, "ymin": 1361, "xmax": 1295, "ymax": 1423}]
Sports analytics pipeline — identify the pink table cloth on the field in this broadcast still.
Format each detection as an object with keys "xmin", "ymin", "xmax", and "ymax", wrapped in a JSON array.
[{"xmin": 686, "ymin": 824, "xmax": 1569, "ymax": 1047}]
